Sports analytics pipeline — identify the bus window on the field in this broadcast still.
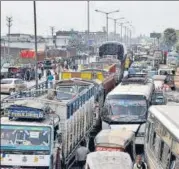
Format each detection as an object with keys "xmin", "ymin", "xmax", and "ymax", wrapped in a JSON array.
[
  {"xmin": 159, "ymin": 140, "xmax": 170, "ymax": 168},
  {"xmin": 150, "ymin": 130, "xmax": 160, "ymax": 158},
  {"xmin": 151, "ymin": 131, "xmax": 156, "ymax": 150},
  {"xmin": 145, "ymin": 122, "xmax": 151, "ymax": 143}
]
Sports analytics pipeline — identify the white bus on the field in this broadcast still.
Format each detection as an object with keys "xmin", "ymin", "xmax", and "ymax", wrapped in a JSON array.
[
  {"xmin": 102, "ymin": 74, "xmax": 154, "ymax": 146},
  {"xmin": 145, "ymin": 105, "xmax": 179, "ymax": 169}
]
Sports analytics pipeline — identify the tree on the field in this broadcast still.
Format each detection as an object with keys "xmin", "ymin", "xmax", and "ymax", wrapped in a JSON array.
[
  {"xmin": 176, "ymin": 43, "xmax": 179, "ymax": 53},
  {"xmin": 163, "ymin": 28, "xmax": 178, "ymax": 50}
]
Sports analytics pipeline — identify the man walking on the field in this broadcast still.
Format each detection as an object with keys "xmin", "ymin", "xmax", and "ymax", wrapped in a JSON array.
[
  {"xmin": 75, "ymin": 140, "xmax": 90, "ymax": 169},
  {"xmin": 47, "ymin": 73, "xmax": 54, "ymax": 88},
  {"xmin": 37, "ymin": 67, "xmax": 42, "ymax": 80},
  {"xmin": 133, "ymin": 155, "xmax": 147, "ymax": 169}
]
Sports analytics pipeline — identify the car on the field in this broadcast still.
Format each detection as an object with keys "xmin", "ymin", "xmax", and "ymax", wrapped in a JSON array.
[{"xmin": 0, "ymin": 78, "xmax": 27, "ymax": 94}]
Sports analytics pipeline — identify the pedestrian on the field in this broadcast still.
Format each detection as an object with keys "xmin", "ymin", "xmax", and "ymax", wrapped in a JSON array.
[
  {"xmin": 25, "ymin": 69, "xmax": 30, "ymax": 81},
  {"xmin": 133, "ymin": 155, "xmax": 147, "ymax": 169},
  {"xmin": 47, "ymin": 74, "xmax": 54, "ymax": 88},
  {"xmin": 37, "ymin": 67, "xmax": 42, "ymax": 80},
  {"xmin": 41, "ymin": 63, "xmax": 44, "ymax": 76},
  {"xmin": 75, "ymin": 140, "xmax": 90, "ymax": 169}
]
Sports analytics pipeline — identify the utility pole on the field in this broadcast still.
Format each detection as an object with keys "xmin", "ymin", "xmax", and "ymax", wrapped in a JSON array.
[
  {"xmin": 124, "ymin": 26, "xmax": 127, "ymax": 45},
  {"xmin": 33, "ymin": 1, "xmax": 38, "ymax": 89},
  {"xmin": 50, "ymin": 26, "xmax": 55, "ymax": 48},
  {"xmin": 6, "ymin": 16, "xmax": 13, "ymax": 56},
  {"xmin": 108, "ymin": 17, "xmax": 125, "ymax": 41},
  {"xmin": 120, "ymin": 23, "xmax": 123, "ymax": 42},
  {"xmin": 87, "ymin": 0, "xmax": 90, "ymax": 63},
  {"xmin": 95, "ymin": 9, "xmax": 119, "ymax": 41}
]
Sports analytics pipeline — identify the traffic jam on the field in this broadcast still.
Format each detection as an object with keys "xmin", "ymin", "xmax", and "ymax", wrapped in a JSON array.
[{"xmin": 1, "ymin": 42, "xmax": 179, "ymax": 169}]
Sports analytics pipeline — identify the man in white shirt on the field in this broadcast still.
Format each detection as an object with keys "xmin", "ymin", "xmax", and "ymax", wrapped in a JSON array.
[
  {"xmin": 75, "ymin": 140, "xmax": 90, "ymax": 169},
  {"xmin": 133, "ymin": 155, "xmax": 147, "ymax": 169}
]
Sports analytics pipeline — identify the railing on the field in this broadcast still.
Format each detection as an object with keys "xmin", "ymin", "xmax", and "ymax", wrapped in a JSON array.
[{"xmin": 2, "ymin": 81, "xmax": 48, "ymax": 101}]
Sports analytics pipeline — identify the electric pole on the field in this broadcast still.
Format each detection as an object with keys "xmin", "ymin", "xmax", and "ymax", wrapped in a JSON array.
[
  {"xmin": 50, "ymin": 26, "xmax": 55, "ymax": 48},
  {"xmin": 6, "ymin": 16, "xmax": 13, "ymax": 56},
  {"xmin": 87, "ymin": 0, "xmax": 90, "ymax": 63},
  {"xmin": 33, "ymin": 1, "xmax": 38, "ymax": 89}
]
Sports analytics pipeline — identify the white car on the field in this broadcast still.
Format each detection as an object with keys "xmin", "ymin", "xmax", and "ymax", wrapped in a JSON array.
[{"xmin": 1, "ymin": 78, "xmax": 27, "ymax": 94}]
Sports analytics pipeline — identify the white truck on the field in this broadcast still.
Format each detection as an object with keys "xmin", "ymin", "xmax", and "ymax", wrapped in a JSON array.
[{"xmin": 1, "ymin": 82, "xmax": 96, "ymax": 169}]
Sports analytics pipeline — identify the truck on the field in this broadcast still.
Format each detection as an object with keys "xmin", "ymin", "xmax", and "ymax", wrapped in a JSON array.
[
  {"xmin": 98, "ymin": 41, "xmax": 127, "ymax": 75},
  {"xmin": 1, "ymin": 101, "xmax": 61, "ymax": 169},
  {"xmin": 59, "ymin": 72, "xmax": 107, "ymax": 129},
  {"xmin": 95, "ymin": 58, "xmax": 124, "ymax": 83},
  {"xmin": 60, "ymin": 70, "xmax": 115, "ymax": 98},
  {"xmin": 1, "ymin": 81, "xmax": 96, "ymax": 169}
]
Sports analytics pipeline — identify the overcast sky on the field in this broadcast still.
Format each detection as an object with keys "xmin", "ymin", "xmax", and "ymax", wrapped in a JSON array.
[{"xmin": 1, "ymin": 1, "xmax": 179, "ymax": 37}]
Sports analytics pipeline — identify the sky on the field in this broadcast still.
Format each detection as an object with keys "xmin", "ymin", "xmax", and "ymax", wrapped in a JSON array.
[{"xmin": 1, "ymin": 1, "xmax": 179, "ymax": 37}]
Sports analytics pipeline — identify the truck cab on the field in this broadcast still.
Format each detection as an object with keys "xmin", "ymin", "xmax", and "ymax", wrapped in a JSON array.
[{"xmin": 1, "ymin": 101, "xmax": 61, "ymax": 169}]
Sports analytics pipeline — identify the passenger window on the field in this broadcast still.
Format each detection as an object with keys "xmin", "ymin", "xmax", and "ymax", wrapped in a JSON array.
[
  {"xmin": 145, "ymin": 122, "xmax": 150, "ymax": 143},
  {"xmin": 150, "ymin": 130, "xmax": 160, "ymax": 158},
  {"xmin": 159, "ymin": 140, "xmax": 170, "ymax": 168},
  {"xmin": 151, "ymin": 131, "xmax": 156, "ymax": 149}
]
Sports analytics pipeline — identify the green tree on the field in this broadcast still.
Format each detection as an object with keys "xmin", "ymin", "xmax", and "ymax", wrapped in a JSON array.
[
  {"xmin": 163, "ymin": 28, "xmax": 178, "ymax": 50},
  {"xmin": 176, "ymin": 43, "xmax": 179, "ymax": 53}
]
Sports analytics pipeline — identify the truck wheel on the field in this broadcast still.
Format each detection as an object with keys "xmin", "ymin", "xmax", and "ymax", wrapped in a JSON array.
[{"xmin": 9, "ymin": 88, "xmax": 15, "ymax": 95}]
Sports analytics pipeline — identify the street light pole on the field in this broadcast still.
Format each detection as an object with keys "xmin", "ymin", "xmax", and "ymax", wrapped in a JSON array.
[
  {"xmin": 87, "ymin": 0, "xmax": 90, "ymax": 63},
  {"xmin": 108, "ymin": 17, "xmax": 125, "ymax": 41},
  {"xmin": 33, "ymin": 1, "xmax": 38, "ymax": 89},
  {"xmin": 119, "ymin": 21, "xmax": 130, "ymax": 44},
  {"xmin": 120, "ymin": 23, "xmax": 123, "ymax": 42},
  {"xmin": 95, "ymin": 9, "xmax": 119, "ymax": 41},
  {"xmin": 106, "ymin": 13, "xmax": 109, "ymax": 41}
]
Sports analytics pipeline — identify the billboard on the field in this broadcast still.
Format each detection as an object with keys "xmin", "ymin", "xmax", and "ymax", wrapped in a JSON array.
[{"xmin": 150, "ymin": 33, "xmax": 161, "ymax": 39}]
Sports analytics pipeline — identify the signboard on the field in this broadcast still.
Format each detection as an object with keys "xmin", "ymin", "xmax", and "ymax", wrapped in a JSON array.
[
  {"xmin": 150, "ymin": 33, "xmax": 161, "ymax": 39},
  {"xmin": 7, "ymin": 106, "xmax": 44, "ymax": 119},
  {"xmin": 20, "ymin": 50, "xmax": 35, "ymax": 59}
]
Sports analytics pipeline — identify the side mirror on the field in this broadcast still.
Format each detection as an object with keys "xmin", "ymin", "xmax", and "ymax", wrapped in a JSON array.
[{"xmin": 101, "ymin": 106, "xmax": 108, "ymax": 117}]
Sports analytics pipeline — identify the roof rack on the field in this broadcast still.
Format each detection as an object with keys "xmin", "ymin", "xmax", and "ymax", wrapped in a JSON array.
[{"xmin": 121, "ymin": 74, "xmax": 148, "ymax": 85}]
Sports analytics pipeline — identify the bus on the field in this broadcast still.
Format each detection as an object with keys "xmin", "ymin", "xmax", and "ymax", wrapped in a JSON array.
[
  {"xmin": 145, "ymin": 105, "xmax": 179, "ymax": 169},
  {"xmin": 101, "ymin": 74, "xmax": 154, "ymax": 149}
]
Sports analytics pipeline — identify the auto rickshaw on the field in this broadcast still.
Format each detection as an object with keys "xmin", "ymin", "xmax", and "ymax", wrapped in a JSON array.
[
  {"xmin": 94, "ymin": 129, "xmax": 136, "ymax": 161},
  {"xmin": 85, "ymin": 151, "xmax": 133, "ymax": 169}
]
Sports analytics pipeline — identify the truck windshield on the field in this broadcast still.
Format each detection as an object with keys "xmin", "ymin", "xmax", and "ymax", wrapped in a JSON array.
[
  {"xmin": 1, "ymin": 125, "xmax": 51, "ymax": 151},
  {"xmin": 108, "ymin": 99, "xmax": 147, "ymax": 118}
]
